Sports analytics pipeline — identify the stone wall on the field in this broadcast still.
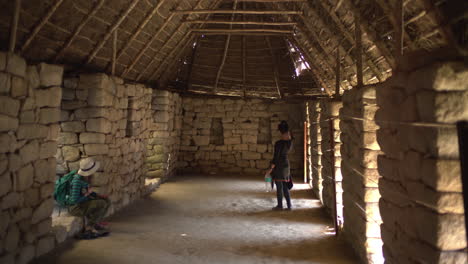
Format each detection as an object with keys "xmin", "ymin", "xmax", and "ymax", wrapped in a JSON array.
[
  {"xmin": 319, "ymin": 99, "xmax": 343, "ymax": 224},
  {"xmin": 376, "ymin": 61, "xmax": 467, "ymax": 263},
  {"xmin": 146, "ymin": 90, "xmax": 183, "ymax": 180},
  {"xmin": 340, "ymin": 86, "xmax": 383, "ymax": 263},
  {"xmin": 307, "ymin": 101, "xmax": 323, "ymax": 201},
  {"xmin": 56, "ymin": 74, "xmax": 153, "ymax": 214},
  {"xmin": 0, "ymin": 52, "xmax": 63, "ymax": 263},
  {"xmin": 178, "ymin": 97, "xmax": 304, "ymax": 177}
]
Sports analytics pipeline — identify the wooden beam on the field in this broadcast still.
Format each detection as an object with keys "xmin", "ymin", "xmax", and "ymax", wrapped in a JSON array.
[
  {"xmin": 284, "ymin": 39, "xmax": 302, "ymax": 96},
  {"xmin": 124, "ymin": 0, "xmax": 188, "ymax": 78},
  {"xmin": 395, "ymin": 0, "xmax": 404, "ymax": 60},
  {"xmin": 184, "ymin": 20, "xmax": 296, "ymax": 26},
  {"xmin": 226, "ymin": 0, "xmax": 307, "ymax": 2},
  {"xmin": 53, "ymin": 0, "xmax": 105, "ymax": 62},
  {"xmin": 9, "ymin": 0, "xmax": 21, "ymax": 53},
  {"xmin": 85, "ymin": 0, "xmax": 140, "ymax": 64},
  {"xmin": 345, "ymin": 0, "xmax": 396, "ymax": 69},
  {"xmin": 190, "ymin": 29, "xmax": 294, "ymax": 34},
  {"xmin": 335, "ymin": 49, "xmax": 341, "ymax": 96},
  {"xmin": 315, "ymin": 0, "xmax": 383, "ymax": 82},
  {"xmin": 191, "ymin": 32, "xmax": 292, "ymax": 36},
  {"xmin": 214, "ymin": 1, "xmax": 237, "ymax": 91},
  {"xmin": 265, "ymin": 37, "xmax": 282, "ymax": 99},
  {"xmin": 374, "ymin": 0, "xmax": 414, "ymax": 50},
  {"xmin": 112, "ymin": 29, "xmax": 117, "ymax": 75},
  {"xmin": 355, "ymin": 12, "xmax": 364, "ymax": 88},
  {"xmin": 172, "ymin": 10, "xmax": 302, "ymax": 15},
  {"xmin": 21, "ymin": 0, "xmax": 64, "ymax": 53},
  {"xmin": 105, "ymin": 0, "xmax": 167, "ymax": 72}
]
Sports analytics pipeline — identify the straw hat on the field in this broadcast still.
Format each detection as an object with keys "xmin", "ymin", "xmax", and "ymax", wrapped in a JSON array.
[{"xmin": 78, "ymin": 157, "xmax": 100, "ymax": 177}]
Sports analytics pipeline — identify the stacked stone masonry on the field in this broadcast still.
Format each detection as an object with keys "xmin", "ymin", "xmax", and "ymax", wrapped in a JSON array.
[
  {"xmin": 319, "ymin": 99, "xmax": 343, "ymax": 224},
  {"xmin": 178, "ymin": 97, "xmax": 304, "ymax": 177},
  {"xmin": 340, "ymin": 86, "xmax": 383, "ymax": 264},
  {"xmin": 307, "ymin": 101, "xmax": 323, "ymax": 201},
  {"xmin": 0, "ymin": 52, "xmax": 62, "ymax": 264},
  {"xmin": 376, "ymin": 61, "xmax": 467, "ymax": 263},
  {"xmin": 57, "ymin": 74, "xmax": 154, "ymax": 215}
]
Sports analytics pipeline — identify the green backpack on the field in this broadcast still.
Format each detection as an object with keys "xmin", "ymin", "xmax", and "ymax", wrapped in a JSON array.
[{"xmin": 54, "ymin": 170, "xmax": 78, "ymax": 207}]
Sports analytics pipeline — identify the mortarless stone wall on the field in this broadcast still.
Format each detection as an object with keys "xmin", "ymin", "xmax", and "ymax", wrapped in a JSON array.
[
  {"xmin": 320, "ymin": 99, "xmax": 343, "ymax": 224},
  {"xmin": 376, "ymin": 61, "xmax": 467, "ymax": 263},
  {"xmin": 340, "ymin": 86, "xmax": 383, "ymax": 264},
  {"xmin": 178, "ymin": 97, "xmax": 304, "ymax": 177},
  {"xmin": 308, "ymin": 100, "xmax": 323, "ymax": 201},
  {"xmin": 0, "ymin": 52, "xmax": 63, "ymax": 263}
]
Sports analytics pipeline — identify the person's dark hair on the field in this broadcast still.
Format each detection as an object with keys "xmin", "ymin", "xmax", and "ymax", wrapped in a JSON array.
[{"xmin": 278, "ymin": 120, "xmax": 289, "ymax": 134}]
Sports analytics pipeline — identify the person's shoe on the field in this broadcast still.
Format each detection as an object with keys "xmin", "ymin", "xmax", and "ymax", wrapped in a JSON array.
[
  {"xmin": 75, "ymin": 230, "xmax": 100, "ymax": 240},
  {"xmin": 285, "ymin": 207, "xmax": 292, "ymax": 211},
  {"xmin": 272, "ymin": 206, "xmax": 283, "ymax": 211},
  {"xmin": 94, "ymin": 223, "xmax": 108, "ymax": 231}
]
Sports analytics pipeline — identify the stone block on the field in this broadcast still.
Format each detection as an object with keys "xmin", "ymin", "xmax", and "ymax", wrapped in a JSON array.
[
  {"xmin": 61, "ymin": 121, "xmax": 85, "ymax": 133},
  {"xmin": 38, "ymin": 63, "xmax": 63, "ymax": 87},
  {"xmin": 34, "ymin": 158, "xmax": 55, "ymax": 183},
  {"xmin": 86, "ymin": 118, "xmax": 112, "ymax": 133},
  {"xmin": 27, "ymin": 65, "xmax": 40, "ymax": 90},
  {"xmin": 7, "ymin": 53, "xmax": 26, "ymax": 77},
  {"xmin": 79, "ymin": 132, "xmax": 106, "ymax": 144},
  {"xmin": 4, "ymin": 224, "xmax": 19, "ymax": 252},
  {"xmin": 241, "ymin": 134, "xmax": 257, "ymax": 144},
  {"xmin": 0, "ymin": 96, "xmax": 20, "ymax": 117},
  {"xmin": 0, "ymin": 114, "xmax": 18, "ymax": 132},
  {"xmin": 19, "ymin": 140, "xmax": 39, "ymax": 164},
  {"xmin": 16, "ymin": 163, "xmax": 34, "ymax": 191},
  {"xmin": 31, "ymin": 198, "xmax": 54, "ymax": 224},
  {"xmin": 62, "ymin": 146, "xmax": 80, "ymax": 161},
  {"xmin": 39, "ymin": 107, "xmax": 61, "ymax": 124},
  {"xmin": 58, "ymin": 132, "xmax": 78, "ymax": 145},
  {"xmin": 0, "ymin": 72, "xmax": 11, "ymax": 95},
  {"xmin": 408, "ymin": 62, "xmax": 468, "ymax": 92},
  {"xmin": 40, "ymin": 183, "xmax": 55, "ymax": 199},
  {"xmin": 17, "ymin": 124, "xmax": 48, "ymax": 139},
  {"xmin": 88, "ymin": 88, "xmax": 114, "ymax": 107},
  {"xmin": 17, "ymin": 244, "xmax": 35, "ymax": 264},
  {"xmin": 224, "ymin": 136, "xmax": 241, "ymax": 145},
  {"xmin": 421, "ymin": 158, "xmax": 462, "ymax": 192},
  {"xmin": 0, "ymin": 172, "xmax": 12, "ymax": 197},
  {"xmin": 416, "ymin": 91, "xmax": 468, "ymax": 123},
  {"xmin": 36, "ymin": 236, "xmax": 55, "ymax": 257},
  {"xmin": 242, "ymin": 152, "xmax": 261, "ymax": 160},
  {"xmin": 20, "ymin": 110, "xmax": 35, "ymax": 124},
  {"xmin": 0, "ymin": 134, "xmax": 16, "ymax": 153},
  {"xmin": 84, "ymin": 144, "xmax": 109, "ymax": 155},
  {"xmin": 1, "ymin": 191, "xmax": 21, "ymax": 209},
  {"xmin": 35, "ymin": 86, "xmax": 62, "ymax": 108},
  {"xmin": 193, "ymin": 136, "xmax": 210, "ymax": 146}
]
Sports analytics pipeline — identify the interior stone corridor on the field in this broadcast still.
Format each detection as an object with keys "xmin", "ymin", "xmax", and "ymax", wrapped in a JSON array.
[{"xmin": 34, "ymin": 175, "xmax": 357, "ymax": 264}]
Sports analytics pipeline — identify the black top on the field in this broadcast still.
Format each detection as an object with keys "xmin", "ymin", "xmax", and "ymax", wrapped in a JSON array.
[{"xmin": 271, "ymin": 139, "xmax": 293, "ymax": 180}]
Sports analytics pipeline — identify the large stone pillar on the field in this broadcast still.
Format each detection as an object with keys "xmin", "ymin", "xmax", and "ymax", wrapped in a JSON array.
[
  {"xmin": 308, "ymin": 101, "xmax": 323, "ymax": 200},
  {"xmin": 376, "ymin": 61, "xmax": 467, "ymax": 263},
  {"xmin": 341, "ymin": 86, "xmax": 383, "ymax": 263},
  {"xmin": 320, "ymin": 99, "xmax": 343, "ymax": 224}
]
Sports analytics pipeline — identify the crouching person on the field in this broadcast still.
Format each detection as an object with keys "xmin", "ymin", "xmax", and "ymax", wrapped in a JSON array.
[{"xmin": 68, "ymin": 157, "xmax": 110, "ymax": 239}]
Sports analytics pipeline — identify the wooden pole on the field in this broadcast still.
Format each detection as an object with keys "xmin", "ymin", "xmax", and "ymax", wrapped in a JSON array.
[
  {"xmin": 265, "ymin": 36, "xmax": 282, "ymax": 99},
  {"xmin": 355, "ymin": 12, "xmax": 364, "ymax": 88},
  {"xmin": 184, "ymin": 20, "xmax": 296, "ymax": 26},
  {"xmin": 335, "ymin": 48, "xmax": 341, "ymax": 96},
  {"xmin": 173, "ymin": 10, "xmax": 302, "ymax": 15},
  {"xmin": 9, "ymin": 0, "xmax": 21, "ymax": 53},
  {"xmin": 112, "ymin": 29, "xmax": 117, "ymax": 75},
  {"xmin": 21, "ymin": 0, "xmax": 64, "ymax": 53},
  {"xmin": 395, "ymin": 0, "xmax": 404, "ymax": 61},
  {"xmin": 190, "ymin": 29, "xmax": 293, "ymax": 34}
]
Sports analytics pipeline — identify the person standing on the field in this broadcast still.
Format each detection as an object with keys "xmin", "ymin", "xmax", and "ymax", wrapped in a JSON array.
[{"xmin": 266, "ymin": 120, "xmax": 293, "ymax": 211}]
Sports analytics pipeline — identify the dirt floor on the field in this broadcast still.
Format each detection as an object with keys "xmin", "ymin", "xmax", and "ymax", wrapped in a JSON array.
[{"xmin": 36, "ymin": 174, "xmax": 358, "ymax": 264}]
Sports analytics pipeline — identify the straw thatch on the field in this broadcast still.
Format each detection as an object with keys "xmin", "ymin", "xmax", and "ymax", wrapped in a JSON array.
[{"xmin": 0, "ymin": 0, "xmax": 465, "ymax": 98}]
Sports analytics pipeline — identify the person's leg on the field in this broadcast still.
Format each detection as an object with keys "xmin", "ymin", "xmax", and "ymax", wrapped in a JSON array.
[
  {"xmin": 85, "ymin": 199, "xmax": 110, "ymax": 227},
  {"xmin": 274, "ymin": 181, "xmax": 284, "ymax": 209},
  {"xmin": 283, "ymin": 182, "xmax": 292, "ymax": 209}
]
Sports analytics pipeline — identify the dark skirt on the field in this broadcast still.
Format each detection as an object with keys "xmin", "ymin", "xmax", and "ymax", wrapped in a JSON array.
[{"xmin": 272, "ymin": 165, "xmax": 290, "ymax": 181}]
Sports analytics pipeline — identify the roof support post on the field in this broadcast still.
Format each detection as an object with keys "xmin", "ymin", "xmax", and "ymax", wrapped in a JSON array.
[
  {"xmin": 9, "ymin": 0, "xmax": 21, "ymax": 53},
  {"xmin": 355, "ymin": 12, "xmax": 364, "ymax": 88}
]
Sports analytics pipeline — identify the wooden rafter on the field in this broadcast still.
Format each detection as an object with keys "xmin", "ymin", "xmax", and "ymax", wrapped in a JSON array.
[
  {"xmin": 344, "ymin": 0, "xmax": 396, "ymax": 69},
  {"xmin": 105, "ymin": 0, "xmax": 167, "ymax": 72},
  {"xmin": 355, "ymin": 12, "xmax": 364, "ymax": 87},
  {"xmin": 184, "ymin": 20, "xmax": 296, "ymax": 26},
  {"xmin": 148, "ymin": 0, "xmax": 224, "ymax": 82},
  {"xmin": 191, "ymin": 29, "xmax": 293, "ymax": 34},
  {"xmin": 374, "ymin": 0, "xmax": 414, "ymax": 50},
  {"xmin": 124, "ymin": 0, "xmax": 188, "ymax": 78},
  {"xmin": 112, "ymin": 29, "xmax": 117, "ymax": 75},
  {"xmin": 53, "ymin": 0, "xmax": 105, "ymax": 62},
  {"xmin": 395, "ymin": 0, "xmax": 404, "ymax": 60},
  {"xmin": 226, "ymin": 0, "xmax": 306, "ymax": 2},
  {"xmin": 85, "ymin": 0, "xmax": 140, "ymax": 64},
  {"xmin": 186, "ymin": 37, "xmax": 201, "ymax": 91},
  {"xmin": 314, "ymin": 0, "xmax": 383, "ymax": 82},
  {"xmin": 265, "ymin": 37, "xmax": 282, "ymax": 99},
  {"xmin": 172, "ymin": 10, "xmax": 302, "ymax": 15},
  {"xmin": 9, "ymin": 0, "xmax": 21, "ymax": 53},
  {"xmin": 21, "ymin": 0, "xmax": 64, "ymax": 53},
  {"xmin": 214, "ymin": 1, "xmax": 238, "ymax": 91}
]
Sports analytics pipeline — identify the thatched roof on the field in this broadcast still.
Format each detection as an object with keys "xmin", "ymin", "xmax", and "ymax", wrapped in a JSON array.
[{"xmin": 0, "ymin": 0, "xmax": 466, "ymax": 99}]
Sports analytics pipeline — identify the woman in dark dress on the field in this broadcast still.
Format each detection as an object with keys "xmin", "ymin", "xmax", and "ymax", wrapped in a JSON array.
[{"xmin": 266, "ymin": 120, "xmax": 293, "ymax": 211}]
